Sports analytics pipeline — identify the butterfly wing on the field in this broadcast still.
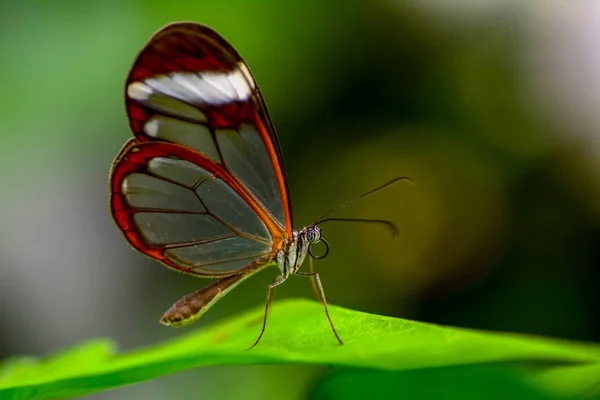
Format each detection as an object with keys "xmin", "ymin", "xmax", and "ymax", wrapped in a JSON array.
[
  {"xmin": 111, "ymin": 140, "xmax": 278, "ymax": 277},
  {"xmin": 124, "ymin": 22, "xmax": 292, "ymax": 235},
  {"xmin": 110, "ymin": 22, "xmax": 293, "ymax": 279}
]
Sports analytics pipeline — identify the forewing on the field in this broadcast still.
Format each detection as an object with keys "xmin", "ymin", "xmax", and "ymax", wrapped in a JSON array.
[
  {"xmin": 110, "ymin": 140, "xmax": 279, "ymax": 277},
  {"xmin": 124, "ymin": 22, "xmax": 292, "ymax": 234}
]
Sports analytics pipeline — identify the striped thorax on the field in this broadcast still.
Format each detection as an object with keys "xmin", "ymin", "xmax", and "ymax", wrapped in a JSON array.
[{"xmin": 276, "ymin": 225, "xmax": 322, "ymax": 276}]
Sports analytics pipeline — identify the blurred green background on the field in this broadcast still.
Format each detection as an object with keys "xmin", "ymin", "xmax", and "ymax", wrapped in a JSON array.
[{"xmin": 1, "ymin": 0, "xmax": 599, "ymax": 399}]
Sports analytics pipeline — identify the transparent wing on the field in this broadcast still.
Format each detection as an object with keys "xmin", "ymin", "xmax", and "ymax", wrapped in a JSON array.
[
  {"xmin": 110, "ymin": 140, "xmax": 280, "ymax": 277},
  {"xmin": 124, "ymin": 22, "xmax": 292, "ymax": 233}
]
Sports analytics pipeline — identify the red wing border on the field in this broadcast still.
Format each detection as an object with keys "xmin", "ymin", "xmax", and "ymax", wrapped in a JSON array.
[
  {"xmin": 124, "ymin": 22, "xmax": 293, "ymax": 233},
  {"xmin": 110, "ymin": 139, "xmax": 285, "ymax": 277}
]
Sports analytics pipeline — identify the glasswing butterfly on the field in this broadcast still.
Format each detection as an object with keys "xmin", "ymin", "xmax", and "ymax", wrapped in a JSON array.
[{"xmin": 110, "ymin": 22, "xmax": 410, "ymax": 348}]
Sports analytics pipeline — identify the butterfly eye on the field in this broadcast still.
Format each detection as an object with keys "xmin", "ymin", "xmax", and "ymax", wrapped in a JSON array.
[{"xmin": 305, "ymin": 226, "xmax": 321, "ymax": 243}]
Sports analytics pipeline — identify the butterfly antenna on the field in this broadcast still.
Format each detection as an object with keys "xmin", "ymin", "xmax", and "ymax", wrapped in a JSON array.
[
  {"xmin": 317, "ymin": 217, "xmax": 400, "ymax": 237},
  {"xmin": 314, "ymin": 176, "xmax": 414, "ymax": 226}
]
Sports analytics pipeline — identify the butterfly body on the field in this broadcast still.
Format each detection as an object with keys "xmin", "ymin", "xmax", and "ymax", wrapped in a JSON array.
[
  {"xmin": 277, "ymin": 225, "xmax": 322, "ymax": 277},
  {"xmin": 159, "ymin": 224, "xmax": 323, "ymax": 331}
]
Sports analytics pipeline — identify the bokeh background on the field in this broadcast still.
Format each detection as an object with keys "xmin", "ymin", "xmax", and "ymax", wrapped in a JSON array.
[{"xmin": 1, "ymin": 1, "xmax": 599, "ymax": 399}]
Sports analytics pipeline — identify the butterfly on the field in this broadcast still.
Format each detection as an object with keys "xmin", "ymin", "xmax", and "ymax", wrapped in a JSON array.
[{"xmin": 109, "ymin": 22, "xmax": 410, "ymax": 348}]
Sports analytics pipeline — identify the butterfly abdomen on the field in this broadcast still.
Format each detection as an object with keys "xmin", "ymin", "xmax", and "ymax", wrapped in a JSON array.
[{"xmin": 160, "ymin": 272, "xmax": 248, "ymax": 327}]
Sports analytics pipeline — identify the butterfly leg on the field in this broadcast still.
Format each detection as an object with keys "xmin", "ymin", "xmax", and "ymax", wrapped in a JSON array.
[
  {"xmin": 248, "ymin": 275, "xmax": 287, "ymax": 349},
  {"xmin": 308, "ymin": 257, "xmax": 323, "ymax": 303},
  {"xmin": 293, "ymin": 271, "xmax": 344, "ymax": 345}
]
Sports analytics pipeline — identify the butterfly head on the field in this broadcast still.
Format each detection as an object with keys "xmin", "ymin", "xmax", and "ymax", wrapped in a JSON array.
[
  {"xmin": 304, "ymin": 224, "xmax": 322, "ymax": 244},
  {"xmin": 305, "ymin": 225, "xmax": 329, "ymax": 260}
]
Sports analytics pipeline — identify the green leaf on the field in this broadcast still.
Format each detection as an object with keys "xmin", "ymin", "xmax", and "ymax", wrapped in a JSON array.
[
  {"xmin": 531, "ymin": 363, "xmax": 600, "ymax": 399},
  {"xmin": 308, "ymin": 367, "xmax": 562, "ymax": 400},
  {"xmin": 1, "ymin": 298, "xmax": 599, "ymax": 400}
]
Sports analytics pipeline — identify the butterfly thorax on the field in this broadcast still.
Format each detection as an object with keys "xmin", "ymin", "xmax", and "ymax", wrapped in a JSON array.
[{"xmin": 276, "ymin": 225, "xmax": 322, "ymax": 277}]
